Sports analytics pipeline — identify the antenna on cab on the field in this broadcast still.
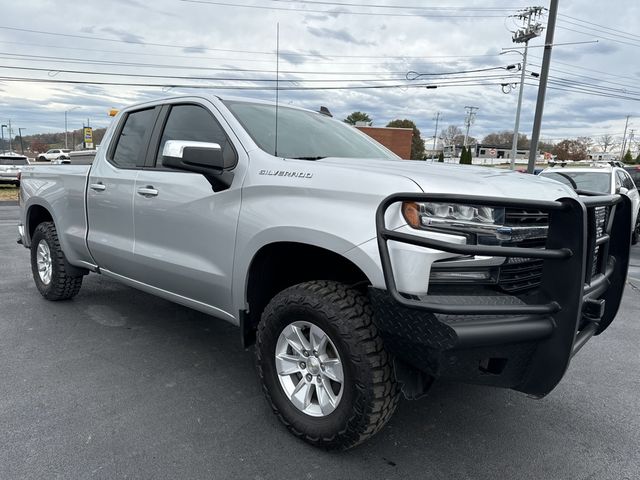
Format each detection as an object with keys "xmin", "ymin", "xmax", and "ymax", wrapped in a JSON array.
[{"xmin": 274, "ymin": 22, "xmax": 280, "ymax": 157}]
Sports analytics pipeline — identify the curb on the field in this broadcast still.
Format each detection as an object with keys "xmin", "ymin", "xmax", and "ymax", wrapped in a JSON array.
[{"xmin": 0, "ymin": 201, "xmax": 18, "ymax": 206}]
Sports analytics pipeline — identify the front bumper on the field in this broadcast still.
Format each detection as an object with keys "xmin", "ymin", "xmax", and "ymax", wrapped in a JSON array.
[
  {"xmin": 371, "ymin": 192, "xmax": 632, "ymax": 397},
  {"xmin": 0, "ymin": 173, "xmax": 19, "ymax": 183}
]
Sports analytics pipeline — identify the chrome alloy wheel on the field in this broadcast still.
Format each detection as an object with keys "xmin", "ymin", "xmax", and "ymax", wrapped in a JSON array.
[
  {"xmin": 36, "ymin": 240, "xmax": 52, "ymax": 285},
  {"xmin": 275, "ymin": 321, "xmax": 344, "ymax": 417}
]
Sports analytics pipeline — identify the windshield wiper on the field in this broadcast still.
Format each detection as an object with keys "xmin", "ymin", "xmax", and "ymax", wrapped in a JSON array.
[{"xmin": 290, "ymin": 156, "xmax": 326, "ymax": 160}]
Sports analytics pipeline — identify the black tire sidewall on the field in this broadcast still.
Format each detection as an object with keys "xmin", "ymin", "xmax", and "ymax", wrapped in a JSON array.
[{"xmin": 258, "ymin": 300, "xmax": 361, "ymax": 442}]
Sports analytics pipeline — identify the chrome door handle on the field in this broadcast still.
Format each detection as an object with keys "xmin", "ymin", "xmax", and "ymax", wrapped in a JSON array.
[
  {"xmin": 89, "ymin": 183, "xmax": 106, "ymax": 191},
  {"xmin": 137, "ymin": 186, "xmax": 159, "ymax": 197}
]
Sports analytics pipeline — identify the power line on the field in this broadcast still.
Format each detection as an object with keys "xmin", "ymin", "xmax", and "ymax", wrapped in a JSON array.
[
  {"xmin": 180, "ymin": 0, "xmax": 511, "ymax": 17},
  {"xmin": 406, "ymin": 64, "xmax": 516, "ymax": 80},
  {"xmin": 529, "ymin": 54, "xmax": 639, "ymax": 83},
  {"xmin": 558, "ymin": 18, "xmax": 640, "ymax": 43},
  {"xmin": 0, "ymin": 39, "xmax": 501, "ymax": 66},
  {"xmin": 556, "ymin": 25, "xmax": 640, "ymax": 49},
  {"xmin": 272, "ymin": 0, "xmax": 523, "ymax": 12},
  {"xmin": 0, "ymin": 74, "xmax": 515, "ymax": 91},
  {"xmin": 0, "ymin": 25, "xmax": 505, "ymax": 60},
  {"xmin": 0, "ymin": 51, "xmax": 516, "ymax": 80},
  {"xmin": 558, "ymin": 13, "xmax": 640, "ymax": 41}
]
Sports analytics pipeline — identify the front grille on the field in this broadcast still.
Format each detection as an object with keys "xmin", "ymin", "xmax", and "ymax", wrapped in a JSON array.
[
  {"xmin": 497, "ymin": 209, "xmax": 549, "ymax": 293},
  {"xmin": 504, "ymin": 208, "xmax": 549, "ymax": 226},
  {"xmin": 589, "ymin": 206, "xmax": 610, "ymax": 280}
]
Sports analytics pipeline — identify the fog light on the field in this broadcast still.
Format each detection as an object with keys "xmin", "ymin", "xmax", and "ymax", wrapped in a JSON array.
[{"xmin": 430, "ymin": 270, "xmax": 493, "ymax": 281}]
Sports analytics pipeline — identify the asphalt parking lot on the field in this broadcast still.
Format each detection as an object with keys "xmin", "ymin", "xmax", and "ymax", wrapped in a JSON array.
[{"xmin": 1, "ymin": 203, "xmax": 639, "ymax": 480}]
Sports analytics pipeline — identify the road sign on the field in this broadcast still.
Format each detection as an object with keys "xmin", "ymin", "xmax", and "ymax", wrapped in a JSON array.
[{"xmin": 83, "ymin": 127, "xmax": 93, "ymax": 149}]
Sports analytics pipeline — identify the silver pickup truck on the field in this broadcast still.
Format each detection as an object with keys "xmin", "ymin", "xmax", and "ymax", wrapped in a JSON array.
[{"xmin": 18, "ymin": 95, "xmax": 633, "ymax": 450}]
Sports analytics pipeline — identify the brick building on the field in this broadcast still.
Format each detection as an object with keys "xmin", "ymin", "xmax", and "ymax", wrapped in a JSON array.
[{"xmin": 355, "ymin": 126, "xmax": 414, "ymax": 160}]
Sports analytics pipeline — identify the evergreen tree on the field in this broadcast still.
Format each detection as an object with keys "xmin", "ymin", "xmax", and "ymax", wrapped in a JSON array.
[
  {"xmin": 635, "ymin": 152, "xmax": 640, "ymax": 164},
  {"xmin": 438, "ymin": 151, "xmax": 445, "ymax": 162},
  {"xmin": 459, "ymin": 146, "xmax": 467, "ymax": 164},
  {"xmin": 623, "ymin": 149, "xmax": 633, "ymax": 163},
  {"xmin": 344, "ymin": 111, "xmax": 372, "ymax": 125}
]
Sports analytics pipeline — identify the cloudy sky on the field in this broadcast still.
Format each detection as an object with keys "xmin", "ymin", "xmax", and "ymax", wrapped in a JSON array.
[{"xmin": 1, "ymin": 0, "xmax": 639, "ymax": 151}]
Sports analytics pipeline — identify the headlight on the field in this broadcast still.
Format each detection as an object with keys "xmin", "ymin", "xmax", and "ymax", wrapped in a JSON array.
[
  {"xmin": 401, "ymin": 201, "xmax": 546, "ymax": 245},
  {"xmin": 403, "ymin": 201, "xmax": 504, "ymax": 232}
]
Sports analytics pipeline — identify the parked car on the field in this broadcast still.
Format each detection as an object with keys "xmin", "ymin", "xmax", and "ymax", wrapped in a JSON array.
[
  {"xmin": 36, "ymin": 149, "xmax": 71, "ymax": 162},
  {"xmin": 17, "ymin": 95, "xmax": 633, "ymax": 449},
  {"xmin": 0, "ymin": 153, "xmax": 29, "ymax": 186},
  {"xmin": 624, "ymin": 164, "xmax": 640, "ymax": 187},
  {"xmin": 51, "ymin": 157, "xmax": 71, "ymax": 165},
  {"xmin": 539, "ymin": 164, "xmax": 640, "ymax": 244}
]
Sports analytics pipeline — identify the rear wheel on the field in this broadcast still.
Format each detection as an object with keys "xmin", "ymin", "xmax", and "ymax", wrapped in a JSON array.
[
  {"xmin": 255, "ymin": 280, "xmax": 400, "ymax": 450},
  {"xmin": 30, "ymin": 222, "xmax": 83, "ymax": 300}
]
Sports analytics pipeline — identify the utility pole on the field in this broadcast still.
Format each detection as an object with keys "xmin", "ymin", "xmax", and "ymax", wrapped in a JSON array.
[
  {"xmin": 18, "ymin": 128, "xmax": 26, "ymax": 155},
  {"xmin": 8, "ymin": 120, "xmax": 12, "ymax": 152},
  {"xmin": 1, "ymin": 124, "xmax": 6, "ymax": 154},
  {"xmin": 620, "ymin": 115, "xmax": 631, "ymax": 159},
  {"xmin": 527, "ymin": 0, "xmax": 559, "ymax": 174},
  {"xmin": 509, "ymin": 6, "xmax": 544, "ymax": 170},
  {"xmin": 463, "ymin": 106, "xmax": 479, "ymax": 149},
  {"xmin": 432, "ymin": 112, "xmax": 441, "ymax": 159}
]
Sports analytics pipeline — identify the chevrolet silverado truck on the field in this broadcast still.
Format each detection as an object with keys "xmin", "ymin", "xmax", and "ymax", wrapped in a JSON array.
[{"xmin": 18, "ymin": 95, "xmax": 633, "ymax": 450}]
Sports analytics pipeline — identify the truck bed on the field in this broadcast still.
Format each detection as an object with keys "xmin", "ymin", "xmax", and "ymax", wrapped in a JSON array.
[{"xmin": 20, "ymin": 164, "xmax": 94, "ymax": 268}]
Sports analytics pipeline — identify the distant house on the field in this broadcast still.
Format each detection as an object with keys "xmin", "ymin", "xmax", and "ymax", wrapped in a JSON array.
[
  {"xmin": 588, "ymin": 151, "xmax": 618, "ymax": 162},
  {"xmin": 471, "ymin": 144, "xmax": 544, "ymax": 165},
  {"xmin": 355, "ymin": 126, "xmax": 413, "ymax": 160}
]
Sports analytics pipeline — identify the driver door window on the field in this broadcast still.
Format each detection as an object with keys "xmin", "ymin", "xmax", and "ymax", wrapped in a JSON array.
[{"xmin": 155, "ymin": 104, "xmax": 236, "ymax": 168}]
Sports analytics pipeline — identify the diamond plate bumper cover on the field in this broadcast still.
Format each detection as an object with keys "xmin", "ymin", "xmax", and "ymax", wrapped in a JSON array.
[{"xmin": 372, "ymin": 192, "xmax": 632, "ymax": 397}]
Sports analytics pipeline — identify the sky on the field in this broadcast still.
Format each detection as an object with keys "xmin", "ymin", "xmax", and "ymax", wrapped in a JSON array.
[{"xmin": 1, "ymin": 0, "xmax": 639, "ymax": 152}]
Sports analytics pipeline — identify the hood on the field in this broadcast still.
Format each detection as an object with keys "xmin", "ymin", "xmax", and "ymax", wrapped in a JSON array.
[{"xmin": 316, "ymin": 157, "xmax": 576, "ymax": 202}]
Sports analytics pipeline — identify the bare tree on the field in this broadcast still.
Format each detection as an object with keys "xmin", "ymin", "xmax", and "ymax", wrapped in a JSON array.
[
  {"xmin": 439, "ymin": 125, "xmax": 463, "ymax": 147},
  {"xmin": 597, "ymin": 134, "xmax": 616, "ymax": 153},
  {"xmin": 482, "ymin": 131, "xmax": 530, "ymax": 149}
]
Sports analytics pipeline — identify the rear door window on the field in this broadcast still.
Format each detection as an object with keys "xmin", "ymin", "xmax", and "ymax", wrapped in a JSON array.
[{"xmin": 111, "ymin": 108, "xmax": 157, "ymax": 168}]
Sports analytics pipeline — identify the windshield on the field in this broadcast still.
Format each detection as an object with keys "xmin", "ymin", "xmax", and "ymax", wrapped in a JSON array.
[
  {"xmin": 223, "ymin": 100, "xmax": 397, "ymax": 160},
  {"xmin": 0, "ymin": 158, "xmax": 28, "ymax": 166},
  {"xmin": 540, "ymin": 171, "xmax": 611, "ymax": 193}
]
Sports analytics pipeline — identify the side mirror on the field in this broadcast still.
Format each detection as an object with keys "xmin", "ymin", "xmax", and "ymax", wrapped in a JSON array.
[
  {"xmin": 162, "ymin": 140, "xmax": 234, "ymax": 191},
  {"xmin": 162, "ymin": 140, "xmax": 225, "ymax": 175},
  {"xmin": 617, "ymin": 186, "xmax": 629, "ymax": 195}
]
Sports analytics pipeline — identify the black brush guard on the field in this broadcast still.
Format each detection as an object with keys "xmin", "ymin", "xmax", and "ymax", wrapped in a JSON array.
[{"xmin": 372, "ymin": 193, "xmax": 632, "ymax": 397}]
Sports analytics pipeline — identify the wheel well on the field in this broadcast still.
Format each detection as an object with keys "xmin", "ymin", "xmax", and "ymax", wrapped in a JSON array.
[
  {"xmin": 27, "ymin": 205, "xmax": 53, "ymax": 242},
  {"xmin": 242, "ymin": 242, "xmax": 370, "ymax": 347}
]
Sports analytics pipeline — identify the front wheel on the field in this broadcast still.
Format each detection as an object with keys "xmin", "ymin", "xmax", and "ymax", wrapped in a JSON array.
[
  {"xmin": 30, "ymin": 222, "xmax": 83, "ymax": 300},
  {"xmin": 255, "ymin": 280, "xmax": 400, "ymax": 450}
]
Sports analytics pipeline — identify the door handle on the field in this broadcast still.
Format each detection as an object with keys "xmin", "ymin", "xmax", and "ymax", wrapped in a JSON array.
[
  {"xmin": 137, "ymin": 186, "xmax": 159, "ymax": 197},
  {"xmin": 89, "ymin": 182, "xmax": 106, "ymax": 192}
]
